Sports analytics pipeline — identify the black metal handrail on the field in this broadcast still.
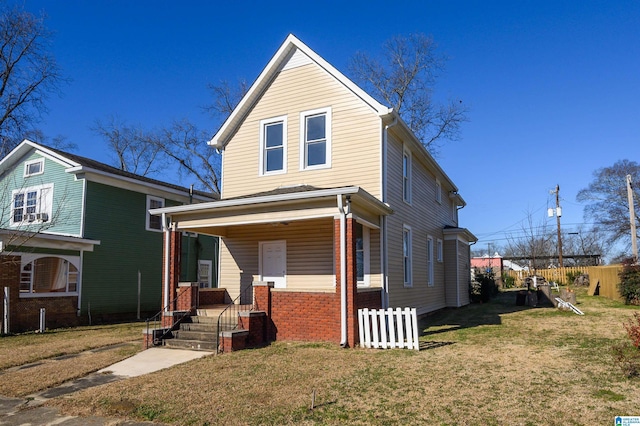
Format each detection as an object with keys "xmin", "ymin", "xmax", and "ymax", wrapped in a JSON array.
[
  {"xmin": 145, "ymin": 288, "xmax": 196, "ymax": 349},
  {"xmin": 215, "ymin": 285, "xmax": 254, "ymax": 354}
]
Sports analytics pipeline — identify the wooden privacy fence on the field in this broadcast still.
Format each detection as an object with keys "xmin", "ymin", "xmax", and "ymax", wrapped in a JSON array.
[
  {"xmin": 587, "ymin": 264, "xmax": 623, "ymax": 301},
  {"xmin": 504, "ymin": 267, "xmax": 589, "ymax": 286},
  {"xmin": 358, "ymin": 307, "xmax": 419, "ymax": 350}
]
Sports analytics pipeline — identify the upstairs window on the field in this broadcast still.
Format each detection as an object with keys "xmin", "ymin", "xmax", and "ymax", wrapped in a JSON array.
[
  {"xmin": 24, "ymin": 158, "xmax": 44, "ymax": 177},
  {"xmin": 11, "ymin": 184, "xmax": 53, "ymax": 226},
  {"xmin": 403, "ymin": 149, "xmax": 412, "ymax": 203},
  {"xmin": 146, "ymin": 195, "xmax": 165, "ymax": 231},
  {"xmin": 300, "ymin": 107, "xmax": 331, "ymax": 169},
  {"xmin": 260, "ymin": 116, "xmax": 287, "ymax": 175},
  {"xmin": 435, "ymin": 179, "xmax": 442, "ymax": 204},
  {"xmin": 403, "ymin": 225, "xmax": 412, "ymax": 287}
]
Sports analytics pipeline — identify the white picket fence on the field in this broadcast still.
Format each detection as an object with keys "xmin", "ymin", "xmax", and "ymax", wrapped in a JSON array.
[{"xmin": 358, "ymin": 307, "xmax": 419, "ymax": 350}]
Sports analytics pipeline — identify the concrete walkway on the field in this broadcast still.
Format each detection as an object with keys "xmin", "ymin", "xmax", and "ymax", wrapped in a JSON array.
[{"xmin": 1, "ymin": 347, "xmax": 213, "ymax": 425}]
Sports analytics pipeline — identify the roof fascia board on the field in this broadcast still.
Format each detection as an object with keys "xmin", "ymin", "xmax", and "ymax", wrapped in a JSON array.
[
  {"xmin": 0, "ymin": 139, "xmax": 77, "ymax": 175},
  {"xmin": 65, "ymin": 166, "xmax": 212, "ymax": 202}
]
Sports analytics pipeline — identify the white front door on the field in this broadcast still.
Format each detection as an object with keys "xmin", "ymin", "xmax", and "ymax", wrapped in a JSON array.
[{"xmin": 260, "ymin": 240, "xmax": 286, "ymax": 289}]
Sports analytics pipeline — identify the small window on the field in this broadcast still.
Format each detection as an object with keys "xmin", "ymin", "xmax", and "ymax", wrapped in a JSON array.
[
  {"xmin": 146, "ymin": 195, "xmax": 165, "ymax": 231},
  {"xmin": 427, "ymin": 236, "xmax": 434, "ymax": 287},
  {"xmin": 403, "ymin": 225, "xmax": 412, "ymax": 286},
  {"xmin": 403, "ymin": 149, "xmax": 412, "ymax": 203},
  {"xmin": 24, "ymin": 159, "xmax": 44, "ymax": 177},
  {"xmin": 260, "ymin": 116, "xmax": 287, "ymax": 175},
  {"xmin": 300, "ymin": 108, "xmax": 331, "ymax": 170},
  {"xmin": 355, "ymin": 222, "xmax": 370, "ymax": 286},
  {"xmin": 437, "ymin": 239, "xmax": 443, "ymax": 263},
  {"xmin": 435, "ymin": 179, "xmax": 442, "ymax": 204}
]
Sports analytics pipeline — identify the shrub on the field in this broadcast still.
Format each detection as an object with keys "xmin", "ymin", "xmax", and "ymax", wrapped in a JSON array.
[
  {"xmin": 502, "ymin": 273, "xmax": 516, "ymax": 289},
  {"xmin": 470, "ymin": 270, "xmax": 498, "ymax": 303},
  {"xmin": 613, "ymin": 312, "xmax": 640, "ymax": 378},
  {"xmin": 618, "ymin": 259, "xmax": 640, "ymax": 305}
]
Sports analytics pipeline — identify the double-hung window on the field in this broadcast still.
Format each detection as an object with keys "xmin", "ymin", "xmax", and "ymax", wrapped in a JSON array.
[
  {"xmin": 11, "ymin": 184, "xmax": 53, "ymax": 226},
  {"xmin": 300, "ymin": 107, "xmax": 331, "ymax": 170},
  {"xmin": 403, "ymin": 149, "xmax": 411, "ymax": 203},
  {"xmin": 427, "ymin": 236, "xmax": 434, "ymax": 287},
  {"xmin": 403, "ymin": 225, "xmax": 412, "ymax": 286},
  {"xmin": 146, "ymin": 195, "xmax": 165, "ymax": 231},
  {"xmin": 260, "ymin": 116, "xmax": 287, "ymax": 175}
]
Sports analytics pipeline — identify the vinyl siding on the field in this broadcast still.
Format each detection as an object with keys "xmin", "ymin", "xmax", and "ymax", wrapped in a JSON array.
[
  {"xmin": 0, "ymin": 151, "xmax": 83, "ymax": 235},
  {"xmin": 385, "ymin": 132, "xmax": 451, "ymax": 313},
  {"xmin": 220, "ymin": 218, "xmax": 336, "ymax": 301},
  {"xmin": 81, "ymin": 182, "xmax": 165, "ymax": 315},
  {"xmin": 222, "ymin": 59, "xmax": 381, "ymax": 199}
]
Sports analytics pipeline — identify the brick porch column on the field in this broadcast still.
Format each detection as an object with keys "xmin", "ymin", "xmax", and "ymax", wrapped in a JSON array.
[{"xmin": 253, "ymin": 281, "xmax": 275, "ymax": 341}]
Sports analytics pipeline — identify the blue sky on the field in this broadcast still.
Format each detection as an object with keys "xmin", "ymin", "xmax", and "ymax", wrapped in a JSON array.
[{"xmin": 15, "ymin": 0, "xmax": 640, "ymax": 254}]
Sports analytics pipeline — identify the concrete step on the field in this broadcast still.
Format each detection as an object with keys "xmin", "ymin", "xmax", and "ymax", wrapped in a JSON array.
[
  {"xmin": 173, "ymin": 330, "xmax": 218, "ymax": 341},
  {"xmin": 164, "ymin": 338, "xmax": 217, "ymax": 352},
  {"xmin": 190, "ymin": 315, "xmax": 219, "ymax": 324},
  {"xmin": 180, "ymin": 322, "xmax": 217, "ymax": 332}
]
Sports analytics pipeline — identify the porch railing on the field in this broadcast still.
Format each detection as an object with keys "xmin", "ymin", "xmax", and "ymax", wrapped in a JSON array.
[
  {"xmin": 216, "ymin": 285, "xmax": 254, "ymax": 354},
  {"xmin": 145, "ymin": 289, "xmax": 195, "ymax": 349}
]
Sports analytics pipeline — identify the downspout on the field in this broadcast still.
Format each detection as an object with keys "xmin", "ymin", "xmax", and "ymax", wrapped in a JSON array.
[
  {"xmin": 381, "ymin": 115, "xmax": 398, "ymax": 309},
  {"xmin": 337, "ymin": 194, "xmax": 347, "ymax": 347},
  {"xmin": 77, "ymin": 251, "xmax": 84, "ymax": 316},
  {"xmin": 163, "ymin": 213, "xmax": 170, "ymax": 311}
]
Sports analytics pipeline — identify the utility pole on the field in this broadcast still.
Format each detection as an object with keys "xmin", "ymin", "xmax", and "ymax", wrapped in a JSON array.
[
  {"xmin": 549, "ymin": 185, "xmax": 564, "ymax": 268},
  {"xmin": 627, "ymin": 174, "xmax": 638, "ymax": 263}
]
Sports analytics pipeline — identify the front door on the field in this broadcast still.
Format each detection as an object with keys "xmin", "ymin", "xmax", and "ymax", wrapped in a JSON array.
[{"xmin": 260, "ymin": 240, "xmax": 286, "ymax": 288}]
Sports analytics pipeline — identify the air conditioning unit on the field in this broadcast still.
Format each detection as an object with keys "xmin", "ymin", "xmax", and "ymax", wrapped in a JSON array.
[
  {"xmin": 36, "ymin": 213, "xmax": 49, "ymax": 222},
  {"xmin": 27, "ymin": 214, "xmax": 36, "ymax": 222}
]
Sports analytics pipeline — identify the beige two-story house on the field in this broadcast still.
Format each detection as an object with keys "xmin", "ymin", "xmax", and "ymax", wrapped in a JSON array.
[{"xmin": 153, "ymin": 34, "xmax": 476, "ymax": 348}]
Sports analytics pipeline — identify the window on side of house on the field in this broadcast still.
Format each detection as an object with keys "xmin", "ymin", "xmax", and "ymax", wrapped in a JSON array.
[
  {"xmin": 437, "ymin": 238, "xmax": 443, "ymax": 263},
  {"xmin": 300, "ymin": 107, "xmax": 331, "ymax": 170},
  {"xmin": 403, "ymin": 225, "xmax": 412, "ymax": 286},
  {"xmin": 435, "ymin": 179, "xmax": 442, "ymax": 204},
  {"xmin": 260, "ymin": 116, "xmax": 287, "ymax": 175},
  {"xmin": 427, "ymin": 236, "xmax": 434, "ymax": 287},
  {"xmin": 24, "ymin": 158, "xmax": 44, "ymax": 177},
  {"xmin": 403, "ymin": 149, "xmax": 412, "ymax": 203},
  {"xmin": 355, "ymin": 222, "xmax": 370, "ymax": 286},
  {"xmin": 11, "ymin": 184, "xmax": 53, "ymax": 226},
  {"xmin": 20, "ymin": 256, "xmax": 79, "ymax": 295},
  {"xmin": 146, "ymin": 195, "xmax": 165, "ymax": 232}
]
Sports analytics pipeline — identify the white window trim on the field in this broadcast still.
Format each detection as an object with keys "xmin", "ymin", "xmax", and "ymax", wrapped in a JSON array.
[
  {"xmin": 437, "ymin": 238, "xmax": 444, "ymax": 263},
  {"xmin": 299, "ymin": 107, "xmax": 331, "ymax": 171},
  {"xmin": 259, "ymin": 115, "xmax": 288, "ymax": 176},
  {"xmin": 435, "ymin": 178, "xmax": 442, "ymax": 204},
  {"xmin": 356, "ymin": 223, "xmax": 370, "ymax": 287},
  {"xmin": 403, "ymin": 225, "xmax": 412, "ymax": 287},
  {"xmin": 402, "ymin": 147, "xmax": 412, "ymax": 204},
  {"xmin": 24, "ymin": 158, "xmax": 45, "ymax": 177},
  {"xmin": 10, "ymin": 183, "xmax": 54, "ymax": 227},
  {"xmin": 18, "ymin": 253, "xmax": 81, "ymax": 297},
  {"xmin": 146, "ymin": 195, "xmax": 165, "ymax": 232},
  {"xmin": 427, "ymin": 235, "xmax": 434, "ymax": 287}
]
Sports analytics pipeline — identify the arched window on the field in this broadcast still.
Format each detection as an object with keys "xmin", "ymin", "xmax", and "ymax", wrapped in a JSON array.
[{"xmin": 19, "ymin": 256, "xmax": 79, "ymax": 294}]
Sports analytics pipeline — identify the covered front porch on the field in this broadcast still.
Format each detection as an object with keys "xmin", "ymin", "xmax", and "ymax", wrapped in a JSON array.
[{"xmin": 153, "ymin": 185, "xmax": 393, "ymax": 349}]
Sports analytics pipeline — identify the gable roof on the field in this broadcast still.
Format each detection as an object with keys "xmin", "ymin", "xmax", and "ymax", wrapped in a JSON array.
[
  {"xmin": 209, "ymin": 34, "xmax": 392, "ymax": 149},
  {"xmin": 0, "ymin": 140, "xmax": 217, "ymax": 201}
]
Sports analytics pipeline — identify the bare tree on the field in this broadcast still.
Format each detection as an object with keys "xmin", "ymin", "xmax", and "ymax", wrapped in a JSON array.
[
  {"xmin": 203, "ymin": 79, "xmax": 248, "ymax": 119},
  {"xmin": 576, "ymin": 159, "xmax": 640, "ymax": 249},
  {"xmin": 562, "ymin": 226, "xmax": 608, "ymax": 266},
  {"xmin": 504, "ymin": 212, "xmax": 555, "ymax": 271},
  {"xmin": 0, "ymin": 4, "xmax": 64, "ymax": 157},
  {"xmin": 92, "ymin": 116, "xmax": 165, "ymax": 176},
  {"xmin": 150, "ymin": 119, "xmax": 221, "ymax": 194},
  {"xmin": 349, "ymin": 33, "xmax": 468, "ymax": 155}
]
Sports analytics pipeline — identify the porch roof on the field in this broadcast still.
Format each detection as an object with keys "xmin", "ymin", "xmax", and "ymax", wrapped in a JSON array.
[
  {"xmin": 150, "ymin": 185, "xmax": 393, "ymax": 235},
  {"xmin": 0, "ymin": 229, "xmax": 101, "ymax": 252}
]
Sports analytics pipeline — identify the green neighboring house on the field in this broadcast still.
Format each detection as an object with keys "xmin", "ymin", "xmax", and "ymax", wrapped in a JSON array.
[{"xmin": 0, "ymin": 140, "xmax": 218, "ymax": 332}]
